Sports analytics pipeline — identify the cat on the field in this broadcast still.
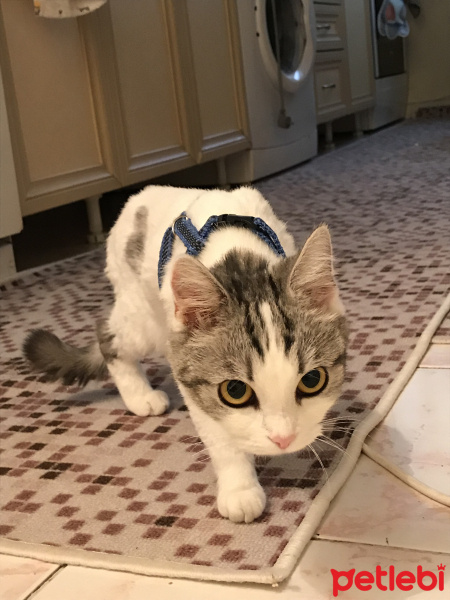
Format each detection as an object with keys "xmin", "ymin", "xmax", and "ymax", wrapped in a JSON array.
[{"xmin": 24, "ymin": 185, "xmax": 348, "ymax": 523}]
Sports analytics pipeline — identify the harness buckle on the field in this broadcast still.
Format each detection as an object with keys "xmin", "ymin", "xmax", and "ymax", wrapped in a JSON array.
[{"xmin": 213, "ymin": 214, "xmax": 257, "ymax": 231}]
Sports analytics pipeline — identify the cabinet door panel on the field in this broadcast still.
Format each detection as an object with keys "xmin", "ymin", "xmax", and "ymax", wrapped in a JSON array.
[
  {"xmin": 185, "ymin": 0, "xmax": 249, "ymax": 161},
  {"xmin": 314, "ymin": 51, "xmax": 349, "ymax": 124},
  {"xmin": 344, "ymin": 0, "xmax": 375, "ymax": 110},
  {"xmin": 108, "ymin": 0, "xmax": 195, "ymax": 183},
  {"xmin": 0, "ymin": 0, "xmax": 118, "ymax": 215},
  {"xmin": 315, "ymin": 3, "xmax": 345, "ymax": 52}
]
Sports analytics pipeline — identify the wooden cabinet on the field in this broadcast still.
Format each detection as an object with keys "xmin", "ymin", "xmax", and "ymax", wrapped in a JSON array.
[
  {"xmin": 184, "ymin": 0, "xmax": 248, "ymax": 163},
  {"xmin": 0, "ymin": 0, "xmax": 249, "ymax": 216},
  {"xmin": 0, "ymin": 0, "xmax": 119, "ymax": 216},
  {"xmin": 88, "ymin": 0, "xmax": 198, "ymax": 187},
  {"xmin": 0, "ymin": 62, "xmax": 22, "ymax": 281}
]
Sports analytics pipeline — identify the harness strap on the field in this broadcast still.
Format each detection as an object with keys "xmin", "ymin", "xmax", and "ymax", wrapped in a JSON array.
[{"xmin": 158, "ymin": 212, "xmax": 286, "ymax": 288}]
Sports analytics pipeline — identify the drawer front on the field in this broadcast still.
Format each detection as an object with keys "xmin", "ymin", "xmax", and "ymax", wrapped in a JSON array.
[
  {"xmin": 314, "ymin": 54, "xmax": 348, "ymax": 123},
  {"xmin": 314, "ymin": 0, "xmax": 342, "ymax": 4},
  {"xmin": 314, "ymin": 3, "xmax": 345, "ymax": 52}
]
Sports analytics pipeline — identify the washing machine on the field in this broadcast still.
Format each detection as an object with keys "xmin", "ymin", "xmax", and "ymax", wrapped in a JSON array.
[{"xmin": 225, "ymin": 0, "xmax": 317, "ymax": 183}]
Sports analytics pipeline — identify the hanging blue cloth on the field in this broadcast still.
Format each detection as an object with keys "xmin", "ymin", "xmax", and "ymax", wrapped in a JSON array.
[{"xmin": 377, "ymin": 0, "xmax": 410, "ymax": 40}]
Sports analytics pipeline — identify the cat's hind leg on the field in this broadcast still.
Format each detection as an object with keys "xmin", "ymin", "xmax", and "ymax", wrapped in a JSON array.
[{"xmin": 97, "ymin": 305, "xmax": 169, "ymax": 417}]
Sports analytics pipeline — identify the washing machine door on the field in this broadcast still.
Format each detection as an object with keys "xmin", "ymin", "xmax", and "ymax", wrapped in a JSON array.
[{"xmin": 256, "ymin": 0, "xmax": 315, "ymax": 93}]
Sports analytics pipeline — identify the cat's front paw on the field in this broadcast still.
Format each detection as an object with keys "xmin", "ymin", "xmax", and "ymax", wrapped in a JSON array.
[
  {"xmin": 125, "ymin": 390, "xmax": 169, "ymax": 417},
  {"xmin": 217, "ymin": 483, "xmax": 266, "ymax": 523}
]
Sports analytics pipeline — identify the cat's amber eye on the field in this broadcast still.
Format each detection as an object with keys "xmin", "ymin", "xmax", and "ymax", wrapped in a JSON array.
[
  {"xmin": 297, "ymin": 367, "xmax": 328, "ymax": 397},
  {"xmin": 219, "ymin": 380, "xmax": 255, "ymax": 408}
]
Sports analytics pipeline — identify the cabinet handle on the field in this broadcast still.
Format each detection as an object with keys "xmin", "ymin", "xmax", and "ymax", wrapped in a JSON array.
[
  {"xmin": 321, "ymin": 83, "xmax": 336, "ymax": 89},
  {"xmin": 317, "ymin": 24, "xmax": 331, "ymax": 31}
]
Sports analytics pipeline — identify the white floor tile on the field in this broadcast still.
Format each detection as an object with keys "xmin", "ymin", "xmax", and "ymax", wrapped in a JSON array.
[
  {"xmin": 29, "ymin": 542, "xmax": 450, "ymax": 600},
  {"xmin": 316, "ymin": 455, "xmax": 450, "ymax": 553},
  {"xmin": 420, "ymin": 344, "xmax": 450, "ymax": 368},
  {"xmin": 0, "ymin": 554, "xmax": 59, "ymax": 600},
  {"xmin": 365, "ymin": 368, "xmax": 450, "ymax": 497},
  {"xmin": 292, "ymin": 541, "xmax": 449, "ymax": 599}
]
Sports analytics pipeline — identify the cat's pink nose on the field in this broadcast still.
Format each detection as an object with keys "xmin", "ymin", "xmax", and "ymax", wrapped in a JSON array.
[{"xmin": 269, "ymin": 433, "xmax": 296, "ymax": 450}]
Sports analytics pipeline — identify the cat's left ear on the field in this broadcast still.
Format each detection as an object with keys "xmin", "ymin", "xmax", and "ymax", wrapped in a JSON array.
[
  {"xmin": 288, "ymin": 224, "xmax": 345, "ymax": 316},
  {"xmin": 171, "ymin": 256, "xmax": 229, "ymax": 330}
]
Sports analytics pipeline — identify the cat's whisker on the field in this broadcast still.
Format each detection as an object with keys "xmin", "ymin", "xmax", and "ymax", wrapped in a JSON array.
[
  {"xmin": 187, "ymin": 448, "xmax": 205, "ymax": 457},
  {"xmin": 321, "ymin": 425, "xmax": 376, "ymax": 444},
  {"xmin": 318, "ymin": 432, "xmax": 348, "ymax": 448},
  {"xmin": 320, "ymin": 421, "xmax": 368, "ymax": 439},
  {"xmin": 321, "ymin": 416, "xmax": 363, "ymax": 425},
  {"xmin": 180, "ymin": 436, "xmax": 203, "ymax": 444},
  {"xmin": 305, "ymin": 445, "xmax": 314, "ymax": 461},
  {"xmin": 315, "ymin": 434, "xmax": 351, "ymax": 459},
  {"xmin": 321, "ymin": 426, "xmax": 355, "ymax": 436},
  {"xmin": 196, "ymin": 455, "xmax": 211, "ymax": 463},
  {"xmin": 320, "ymin": 425, "xmax": 357, "ymax": 442},
  {"xmin": 322, "ymin": 414, "xmax": 362, "ymax": 421},
  {"xmin": 188, "ymin": 440, "xmax": 232, "ymax": 460},
  {"xmin": 308, "ymin": 443, "xmax": 330, "ymax": 486},
  {"xmin": 320, "ymin": 422, "xmax": 361, "ymax": 430}
]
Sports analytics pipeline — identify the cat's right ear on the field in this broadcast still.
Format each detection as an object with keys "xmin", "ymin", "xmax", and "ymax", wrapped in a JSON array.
[
  {"xmin": 171, "ymin": 256, "xmax": 228, "ymax": 330},
  {"xmin": 288, "ymin": 224, "xmax": 345, "ymax": 316}
]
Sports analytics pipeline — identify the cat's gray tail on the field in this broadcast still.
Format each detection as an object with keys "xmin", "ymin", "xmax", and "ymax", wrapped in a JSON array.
[{"xmin": 23, "ymin": 329, "xmax": 108, "ymax": 386}]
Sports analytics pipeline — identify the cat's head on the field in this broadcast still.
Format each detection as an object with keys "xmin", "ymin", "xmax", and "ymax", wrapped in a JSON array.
[{"xmin": 167, "ymin": 225, "xmax": 348, "ymax": 456}]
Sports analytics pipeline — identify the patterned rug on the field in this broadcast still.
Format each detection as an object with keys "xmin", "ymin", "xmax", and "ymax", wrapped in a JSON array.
[
  {"xmin": 1, "ymin": 118, "xmax": 449, "ymax": 584},
  {"xmin": 435, "ymin": 313, "xmax": 450, "ymax": 342}
]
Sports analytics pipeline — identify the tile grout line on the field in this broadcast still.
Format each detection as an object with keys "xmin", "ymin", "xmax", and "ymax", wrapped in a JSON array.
[
  {"xmin": 419, "ymin": 341, "xmax": 450, "ymax": 369},
  {"xmin": 24, "ymin": 564, "xmax": 67, "ymax": 600},
  {"xmin": 311, "ymin": 535, "xmax": 450, "ymax": 557}
]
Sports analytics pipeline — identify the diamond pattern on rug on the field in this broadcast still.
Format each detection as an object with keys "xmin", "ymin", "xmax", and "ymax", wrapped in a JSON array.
[{"xmin": 0, "ymin": 118, "xmax": 449, "ymax": 580}]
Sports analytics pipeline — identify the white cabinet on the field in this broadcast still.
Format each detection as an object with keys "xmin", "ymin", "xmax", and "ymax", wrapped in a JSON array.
[
  {"xmin": 344, "ymin": 0, "xmax": 375, "ymax": 112},
  {"xmin": 313, "ymin": 1, "xmax": 351, "ymax": 125},
  {"xmin": 313, "ymin": 0, "xmax": 375, "ymax": 130},
  {"xmin": 314, "ymin": 50, "xmax": 350, "ymax": 124}
]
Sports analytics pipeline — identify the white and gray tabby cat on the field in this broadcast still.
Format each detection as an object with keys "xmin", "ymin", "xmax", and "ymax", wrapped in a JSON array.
[{"xmin": 24, "ymin": 185, "xmax": 348, "ymax": 523}]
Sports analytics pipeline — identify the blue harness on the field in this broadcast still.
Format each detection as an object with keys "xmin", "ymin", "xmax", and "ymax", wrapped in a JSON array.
[{"xmin": 158, "ymin": 212, "xmax": 286, "ymax": 288}]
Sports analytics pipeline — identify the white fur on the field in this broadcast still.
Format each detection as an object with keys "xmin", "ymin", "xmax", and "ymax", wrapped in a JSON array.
[
  {"xmin": 183, "ymin": 396, "xmax": 266, "ymax": 524},
  {"xmin": 106, "ymin": 186, "xmax": 295, "ymax": 347},
  {"xmin": 103, "ymin": 185, "xmax": 334, "ymax": 522}
]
